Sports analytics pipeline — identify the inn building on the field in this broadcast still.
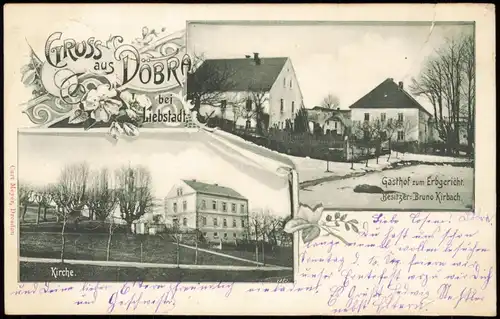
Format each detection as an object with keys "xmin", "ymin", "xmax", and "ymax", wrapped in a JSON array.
[{"xmin": 164, "ymin": 179, "xmax": 249, "ymax": 242}]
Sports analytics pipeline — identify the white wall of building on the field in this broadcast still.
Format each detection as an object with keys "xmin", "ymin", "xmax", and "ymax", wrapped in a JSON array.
[
  {"xmin": 268, "ymin": 59, "xmax": 304, "ymax": 129},
  {"xmin": 351, "ymin": 108, "xmax": 420, "ymax": 142}
]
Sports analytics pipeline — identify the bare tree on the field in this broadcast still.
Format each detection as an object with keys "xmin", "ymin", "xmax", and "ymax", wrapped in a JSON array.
[
  {"xmin": 115, "ymin": 165, "xmax": 155, "ymax": 232},
  {"xmin": 32, "ymin": 187, "xmax": 52, "ymax": 224},
  {"xmin": 411, "ymin": 34, "xmax": 473, "ymax": 155},
  {"xmin": 50, "ymin": 162, "xmax": 90, "ymax": 263},
  {"xmin": 87, "ymin": 168, "xmax": 119, "ymax": 261},
  {"xmin": 186, "ymin": 53, "xmax": 238, "ymax": 113},
  {"xmin": 19, "ymin": 184, "xmax": 34, "ymax": 223},
  {"xmin": 236, "ymin": 85, "xmax": 269, "ymax": 135},
  {"xmin": 459, "ymin": 34, "xmax": 475, "ymax": 155},
  {"xmin": 320, "ymin": 93, "xmax": 341, "ymax": 109}
]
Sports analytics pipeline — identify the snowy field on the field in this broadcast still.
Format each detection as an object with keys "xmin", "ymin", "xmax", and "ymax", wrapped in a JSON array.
[
  {"xmin": 299, "ymin": 164, "xmax": 474, "ymax": 211},
  {"xmin": 289, "ymin": 151, "xmax": 472, "ymax": 183}
]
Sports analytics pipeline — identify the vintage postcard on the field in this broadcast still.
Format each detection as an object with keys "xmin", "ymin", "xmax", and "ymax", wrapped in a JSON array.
[{"xmin": 4, "ymin": 3, "xmax": 496, "ymax": 316}]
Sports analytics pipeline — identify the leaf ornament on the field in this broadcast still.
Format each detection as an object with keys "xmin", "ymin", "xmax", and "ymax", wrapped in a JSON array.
[
  {"xmin": 68, "ymin": 109, "xmax": 89, "ymax": 124},
  {"xmin": 284, "ymin": 204, "xmax": 361, "ymax": 245},
  {"xmin": 284, "ymin": 204, "xmax": 324, "ymax": 244}
]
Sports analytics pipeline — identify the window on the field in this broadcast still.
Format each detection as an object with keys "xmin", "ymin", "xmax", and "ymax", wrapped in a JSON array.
[
  {"xmin": 222, "ymin": 202, "xmax": 227, "ymax": 212},
  {"xmin": 381, "ymin": 113, "xmax": 386, "ymax": 122},
  {"xmin": 233, "ymin": 233, "xmax": 237, "ymax": 238},
  {"xmin": 290, "ymin": 79, "xmax": 293, "ymax": 88},
  {"xmin": 176, "ymin": 188, "xmax": 183, "ymax": 196},
  {"xmin": 214, "ymin": 232, "xmax": 218, "ymax": 238},
  {"xmin": 202, "ymin": 216, "xmax": 207, "ymax": 226},
  {"xmin": 283, "ymin": 77, "xmax": 286, "ymax": 88},
  {"xmin": 232, "ymin": 219, "xmax": 237, "ymax": 227},
  {"xmin": 398, "ymin": 113, "xmax": 404, "ymax": 121},
  {"xmin": 397, "ymin": 130, "xmax": 405, "ymax": 141},
  {"xmin": 291, "ymin": 101, "xmax": 295, "ymax": 115},
  {"xmin": 246, "ymin": 99, "xmax": 252, "ymax": 111},
  {"xmin": 201, "ymin": 200, "xmax": 206, "ymax": 209},
  {"xmin": 364, "ymin": 113, "xmax": 370, "ymax": 121},
  {"xmin": 183, "ymin": 218, "xmax": 187, "ymax": 226},
  {"xmin": 280, "ymin": 99, "xmax": 284, "ymax": 114},
  {"xmin": 212, "ymin": 200, "xmax": 217, "ymax": 210},
  {"xmin": 182, "ymin": 200, "xmax": 187, "ymax": 211},
  {"xmin": 224, "ymin": 233, "xmax": 228, "ymax": 239},
  {"xmin": 334, "ymin": 121, "xmax": 338, "ymax": 129},
  {"xmin": 245, "ymin": 119, "xmax": 251, "ymax": 129},
  {"xmin": 173, "ymin": 202, "xmax": 177, "ymax": 213},
  {"xmin": 203, "ymin": 232, "xmax": 207, "ymax": 237},
  {"xmin": 221, "ymin": 100, "xmax": 227, "ymax": 110},
  {"xmin": 213, "ymin": 218, "xmax": 218, "ymax": 226},
  {"xmin": 231, "ymin": 203, "xmax": 236, "ymax": 213},
  {"xmin": 223, "ymin": 218, "xmax": 227, "ymax": 227},
  {"xmin": 241, "ymin": 219, "xmax": 245, "ymax": 227},
  {"xmin": 240, "ymin": 204, "xmax": 245, "ymax": 214}
]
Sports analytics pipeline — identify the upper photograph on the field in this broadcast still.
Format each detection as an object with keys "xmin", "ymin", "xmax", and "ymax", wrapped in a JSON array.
[{"xmin": 186, "ymin": 21, "xmax": 475, "ymax": 211}]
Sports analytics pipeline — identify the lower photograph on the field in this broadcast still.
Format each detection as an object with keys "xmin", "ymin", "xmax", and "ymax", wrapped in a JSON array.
[{"xmin": 17, "ymin": 128, "xmax": 295, "ymax": 283}]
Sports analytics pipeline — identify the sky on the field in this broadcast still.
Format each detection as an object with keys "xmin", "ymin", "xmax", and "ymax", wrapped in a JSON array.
[
  {"xmin": 187, "ymin": 22, "xmax": 473, "ymax": 112},
  {"xmin": 18, "ymin": 132, "xmax": 292, "ymax": 217}
]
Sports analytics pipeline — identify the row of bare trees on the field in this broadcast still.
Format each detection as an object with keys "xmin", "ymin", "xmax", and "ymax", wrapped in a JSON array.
[
  {"xmin": 410, "ymin": 33, "xmax": 475, "ymax": 155},
  {"xmin": 20, "ymin": 162, "xmax": 155, "ymax": 263},
  {"xmin": 247, "ymin": 210, "xmax": 292, "ymax": 263},
  {"xmin": 350, "ymin": 117, "xmax": 414, "ymax": 165}
]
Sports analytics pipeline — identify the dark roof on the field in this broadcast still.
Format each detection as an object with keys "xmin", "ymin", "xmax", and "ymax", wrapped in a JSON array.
[
  {"xmin": 348, "ymin": 78, "xmax": 432, "ymax": 116},
  {"xmin": 196, "ymin": 57, "xmax": 288, "ymax": 91},
  {"xmin": 311, "ymin": 106, "xmax": 350, "ymax": 113},
  {"xmin": 182, "ymin": 179, "xmax": 247, "ymax": 200}
]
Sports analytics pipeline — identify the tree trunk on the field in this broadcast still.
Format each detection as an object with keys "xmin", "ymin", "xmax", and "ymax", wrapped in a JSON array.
[
  {"xmin": 195, "ymin": 238, "xmax": 198, "ymax": 265},
  {"xmin": 22, "ymin": 205, "xmax": 28, "ymax": 222},
  {"xmin": 36, "ymin": 204, "xmax": 41, "ymax": 225},
  {"xmin": 60, "ymin": 218, "xmax": 67, "ymax": 263},
  {"xmin": 261, "ymin": 241, "xmax": 265, "ymax": 266},
  {"xmin": 176, "ymin": 237, "xmax": 180, "ymax": 267},
  {"xmin": 106, "ymin": 223, "xmax": 112, "ymax": 261},
  {"xmin": 43, "ymin": 207, "xmax": 48, "ymax": 222}
]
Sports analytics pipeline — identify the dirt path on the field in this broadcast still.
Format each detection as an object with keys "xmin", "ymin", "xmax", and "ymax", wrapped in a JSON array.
[{"xmin": 19, "ymin": 257, "xmax": 292, "ymax": 271}]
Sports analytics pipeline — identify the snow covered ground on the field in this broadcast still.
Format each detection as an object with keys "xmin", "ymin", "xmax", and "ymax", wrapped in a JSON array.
[
  {"xmin": 299, "ymin": 164, "xmax": 474, "ymax": 211},
  {"xmin": 289, "ymin": 151, "xmax": 472, "ymax": 183}
]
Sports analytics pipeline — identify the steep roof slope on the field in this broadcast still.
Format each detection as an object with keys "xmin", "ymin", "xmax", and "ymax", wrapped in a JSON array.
[
  {"xmin": 195, "ymin": 57, "xmax": 288, "ymax": 91},
  {"xmin": 182, "ymin": 179, "xmax": 247, "ymax": 200},
  {"xmin": 349, "ymin": 78, "xmax": 432, "ymax": 116}
]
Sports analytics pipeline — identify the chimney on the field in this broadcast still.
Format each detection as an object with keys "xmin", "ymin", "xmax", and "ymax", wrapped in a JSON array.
[
  {"xmin": 398, "ymin": 81, "xmax": 404, "ymax": 89},
  {"xmin": 253, "ymin": 52, "xmax": 261, "ymax": 65}
]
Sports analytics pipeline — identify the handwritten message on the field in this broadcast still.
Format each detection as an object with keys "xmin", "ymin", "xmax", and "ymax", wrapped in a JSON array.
[{"xmin": 7, "ymin": 211, "xmax": 495, "ymax": 315}]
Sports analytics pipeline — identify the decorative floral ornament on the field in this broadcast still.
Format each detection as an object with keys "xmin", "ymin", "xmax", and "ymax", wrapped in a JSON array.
[
  {"xmin": 284, "ymin": 204, "xmax": 359, "ymax": 244},
  {"xmin": 84, "ymin": 84, "xmax": 122, "ymax": 123},
  {"xmin": 119, "ymin": 91, "xmax": 152, "ymax": 119}
]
